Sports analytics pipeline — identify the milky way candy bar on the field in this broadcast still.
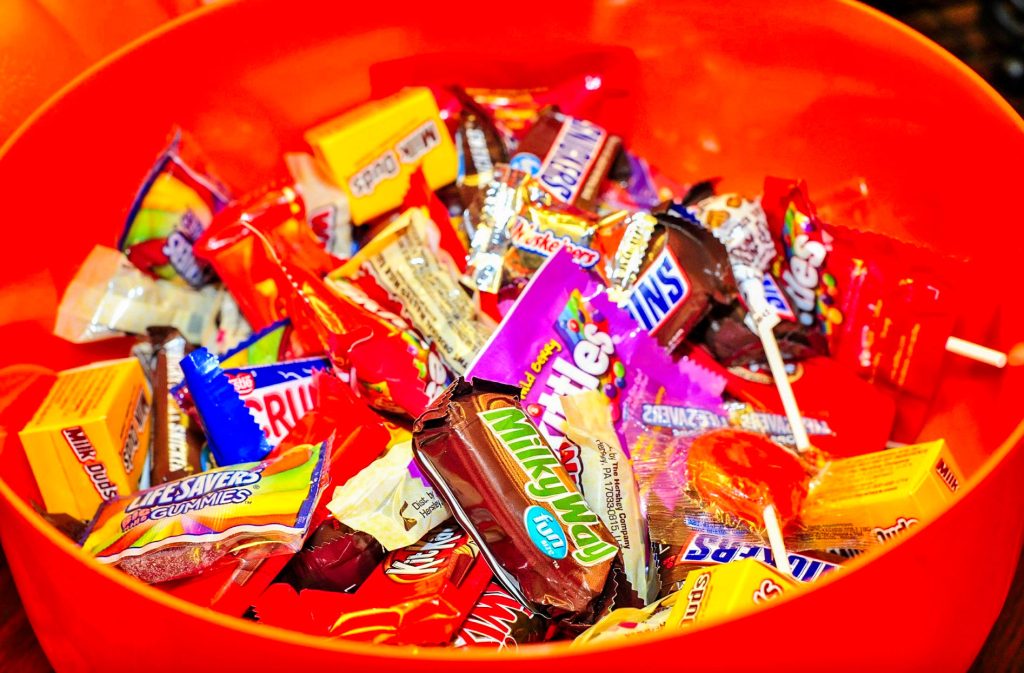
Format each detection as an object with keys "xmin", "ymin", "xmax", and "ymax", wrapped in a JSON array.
[{"xmin": 413, "ymin": 377, "xmax": 619, "ymax": 620}]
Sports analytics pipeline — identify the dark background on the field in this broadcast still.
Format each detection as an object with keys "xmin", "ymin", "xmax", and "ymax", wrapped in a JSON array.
[{"xmin": 870, "ymin": 0, "xmax": 1024, "ymax": 113}]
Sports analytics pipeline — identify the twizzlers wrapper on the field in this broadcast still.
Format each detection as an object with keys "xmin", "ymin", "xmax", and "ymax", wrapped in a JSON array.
[{"xmin": 413, "ymin": 377, "xmax": 619, "ymax": 621}]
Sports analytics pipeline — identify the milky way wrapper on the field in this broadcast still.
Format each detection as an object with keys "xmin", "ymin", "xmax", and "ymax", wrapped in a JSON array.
[
  {"xmin": 413, "ymin": 377, "xmax": 619, "ymax": 622},
  {"xmin": 561, "ymin": 391, "xmax": 658, "ymax": 604}
]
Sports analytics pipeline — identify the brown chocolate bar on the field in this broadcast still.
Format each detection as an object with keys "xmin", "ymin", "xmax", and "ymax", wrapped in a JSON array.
[
  {"xmin": 412, "ymin": 377, "xmax": 618, "ymax": 620},
  {"xmin": 610, "ymin": 213, "xmax": 737, "ymax": 352},
  {"xmin": 453, "ymin": 87, "xmax": 509, "ymax": 202},
  {"xmin": 141, "ymin": 327, "xmax": 204, "ymax": 484},
  {"xmin": 510, "ymin": 108, "xmax": 620, "ymax": 213}
]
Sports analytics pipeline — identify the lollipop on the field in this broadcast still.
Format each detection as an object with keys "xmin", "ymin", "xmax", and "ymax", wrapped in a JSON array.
[
  {"xmin": 687, "ymin": 429, "xmax": 812, "ymax": 575},
  {"xmin": 687, "ymin": 194, "xmax": 813, "ymax": 452}
]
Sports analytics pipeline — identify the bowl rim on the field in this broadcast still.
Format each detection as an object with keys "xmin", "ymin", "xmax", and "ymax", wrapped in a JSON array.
[{"xmin": 0, "ymin": 0, "xmax": 1022, "ymax": 662}]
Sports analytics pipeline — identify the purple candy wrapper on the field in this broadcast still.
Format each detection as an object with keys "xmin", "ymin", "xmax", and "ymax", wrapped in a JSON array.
[
  {"xmin": 606, "ymin": 302, "xmax": 726, "ymax": 515},
  {"xmin": 467, "ymin": 249, "xmax": 725, "ymax": 503},
  {"xmin": 625, "ymin": 153, "xmax": 662, "ymax": 210},
  {"xmin": 467, "ymin": 250, "xmax": 607, "ymax": 458}
]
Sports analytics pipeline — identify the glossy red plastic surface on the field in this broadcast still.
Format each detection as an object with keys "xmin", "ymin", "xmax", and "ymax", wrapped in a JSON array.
[
  {"xmin": 0, "ymin": 0, "xmax": 202, "ymax": 140},
  {"xmin": 0, "ymin": 1, "xmax": 1022, "ymax": 671}
]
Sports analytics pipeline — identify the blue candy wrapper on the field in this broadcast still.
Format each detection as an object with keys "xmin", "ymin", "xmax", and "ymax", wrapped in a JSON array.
[{"xmin": 180, "ymin": 348, "xmax": 330, "ymax": 465}]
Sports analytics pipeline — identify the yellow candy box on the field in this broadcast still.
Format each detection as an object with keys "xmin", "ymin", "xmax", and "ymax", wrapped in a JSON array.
[
  {"xmin": 305, "ymin": 87, "xmax": 457, "ymax": 224},
  {"xmin": 18, "ymin": 358, "xmax": 152, "ymax": 520},
  {"xmin": 667, "ymin": 558, "xmax": 799, "ymax": 628},
  {"xmin": 575, "ymin": 558, "xmax": 798, "ymax": 645},
  {"xmin": 801, "ymin": 440, "xmax": 964, "ymax": 546}
]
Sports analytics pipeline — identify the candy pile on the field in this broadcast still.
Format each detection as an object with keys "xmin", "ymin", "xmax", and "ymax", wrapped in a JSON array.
[{"xmin": 14, "ymin": 76, "xmax": 1001, "ymax": 649}]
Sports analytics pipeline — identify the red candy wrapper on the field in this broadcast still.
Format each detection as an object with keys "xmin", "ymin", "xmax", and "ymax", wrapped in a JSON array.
[
  {"xmin": 193, "ymin": 184, "xmax": 342, "ymax": 351},
  {"xmin": 826, "ymin": 225, "xmax": 960, "ymax": 399},
  {"xmin": 214, "ymin": 205, "xmax": 452, "ymax": 417},
  {"xmin": 453, "ymin": 581, "xmax": 553, "ymax": 649},
  {"xmin": 764, "ymin": 177, "xmax": 996, "ymax": 438},
  {"xmin": 253, "ymin": 522, "xmax": 492, "ymax": 646}
]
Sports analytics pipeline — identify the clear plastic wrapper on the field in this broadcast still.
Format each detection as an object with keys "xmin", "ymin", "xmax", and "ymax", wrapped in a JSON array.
[{"xmin": 54, "ymin": 245, "xmax": 221, "ymax": 346}]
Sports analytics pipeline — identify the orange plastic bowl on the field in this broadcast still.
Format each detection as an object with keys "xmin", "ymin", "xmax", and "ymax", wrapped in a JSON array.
[{"xmin": 1, "ymin": 1, "xmax": 1022, "ymax": 671}]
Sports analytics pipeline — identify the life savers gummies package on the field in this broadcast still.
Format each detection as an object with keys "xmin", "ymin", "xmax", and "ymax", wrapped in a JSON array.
[{"xmin": 82, "ymin": 442, "xmax": 329, "ymax": 584}]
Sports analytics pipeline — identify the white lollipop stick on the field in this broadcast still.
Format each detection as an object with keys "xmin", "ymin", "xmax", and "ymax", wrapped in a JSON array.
[
  {"xmin": 763, "ymin": 503, "xmax": 792, "ymax": 577},
  {"xmin": 945, "ymin": 336, "xmax": 1007, "ymax": 368},
  {"xmin": 756, "ymin": 318, "xmax": 812, "ymax": 452}
]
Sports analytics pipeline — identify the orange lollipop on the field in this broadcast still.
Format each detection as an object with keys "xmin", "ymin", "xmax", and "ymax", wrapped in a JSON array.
[{"xmin": 688, "ymin": 428, "xmax": 812, "ymax": 576}]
